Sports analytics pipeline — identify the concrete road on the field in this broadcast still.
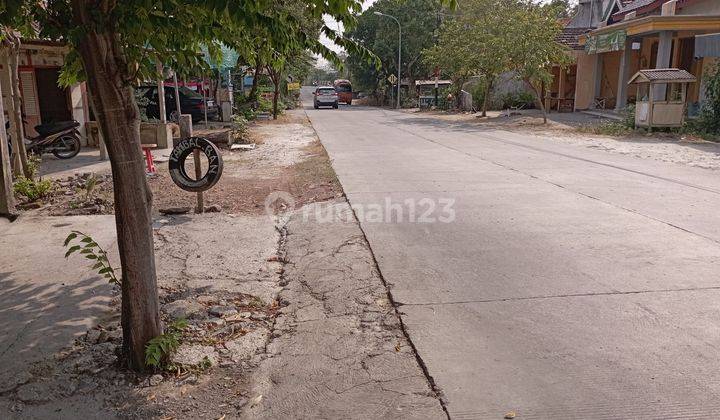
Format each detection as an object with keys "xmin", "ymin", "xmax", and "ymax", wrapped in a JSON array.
[{"xmin": 302, "ymin": 89, "xmax": 720, "ymax": 419}]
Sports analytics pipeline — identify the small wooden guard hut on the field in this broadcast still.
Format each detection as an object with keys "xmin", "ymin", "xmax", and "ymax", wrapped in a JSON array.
[{"xmin": 628, "ymin": 69, "xmax": 696, "ymax": 129}]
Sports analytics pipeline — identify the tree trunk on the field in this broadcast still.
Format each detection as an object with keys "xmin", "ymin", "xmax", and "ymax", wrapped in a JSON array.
[
  {"xmin": 248, "ymin": 49, "xmax": 263, "ymax": 105},
  {"xmin": 0, "ymin": 71, "xmax": 16, "ymax": 219},
  {"xmin": 528, "ymin": 80, "xmax": 547, "ymax": 124},
  {"xmin": 6, "ymin": 36, "xmax": 31, "ymax": 178},
  {"xmin": 72, "ymin": 0, "xmax": 161, "ymax": 372},
  {"xmin": 481, "ymin": 78, "xmax": 494, "ymax": 118}
]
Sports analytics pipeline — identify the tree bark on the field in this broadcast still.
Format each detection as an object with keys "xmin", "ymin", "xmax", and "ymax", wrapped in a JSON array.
[
  {"xmin": 0, "ymin": 70, "xmax": 17, "ymax": 219},
  {"xmin": 72, "ymin": 0, "xmax": 161, "ymax": 371},
  {"xmin": 481, "ymin": 78, "xmax": 494, "ymax": 118},
  {"xmin": 272, "ymin": 85, "xmax": 279, "ymax": 119},
  {"xmin": 267, "ymin": 66, "xmax": 280, "ymax": 120},
  {"xmin": 248, "ymin": 48, "xmax": 263, "ymax": 105},
  {"xmin": 528, "ymin": 80, "xmax": 547, "ymax": 124},
  {"xmin": 4, "ymin": 33, "xmax": 31, "ymax": 178}
]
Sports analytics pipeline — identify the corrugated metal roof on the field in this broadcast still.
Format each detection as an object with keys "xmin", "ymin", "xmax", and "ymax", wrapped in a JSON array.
[
  {"xmin": 696, "ymin": 33, "xmax": 720, "ymax": 58},
  {"xmin": 629, "ymin": 68, "xmax": 697, "ymax": 84}
]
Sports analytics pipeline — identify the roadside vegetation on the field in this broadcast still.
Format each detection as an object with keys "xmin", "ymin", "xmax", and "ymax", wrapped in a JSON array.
[{"xmin": 346, "ymin": 0, "xmax": 571, "ymax": 122}]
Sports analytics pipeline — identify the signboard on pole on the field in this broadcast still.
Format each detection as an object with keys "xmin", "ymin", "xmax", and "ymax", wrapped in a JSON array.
[
  {"xmin": 287, "ymin": 82, "xmax": 301, "ymax": 90},
  {"xmin": 387, "ymin": 74, "xmax": 398, "ymax": 85}
]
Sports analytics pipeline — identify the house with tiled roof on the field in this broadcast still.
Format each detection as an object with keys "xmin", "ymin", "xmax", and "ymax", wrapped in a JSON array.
[{"xmin": 569, "ymin": 0, "xmax": 720, "ymax": 113}]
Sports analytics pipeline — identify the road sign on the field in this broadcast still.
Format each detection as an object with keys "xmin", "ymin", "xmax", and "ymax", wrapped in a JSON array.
[
  {"xmin": 287, "ymin": 82, "xmax": 300, "ymax": 90},
  {"xmin": 387, "ymin": 74, "xmax": 397, "ymax": 85}
]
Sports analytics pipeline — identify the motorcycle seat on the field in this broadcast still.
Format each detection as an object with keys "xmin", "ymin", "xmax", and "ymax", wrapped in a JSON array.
[{"xmin": 34, "ymin": 120, "xmax": 80, "ymax": 136}]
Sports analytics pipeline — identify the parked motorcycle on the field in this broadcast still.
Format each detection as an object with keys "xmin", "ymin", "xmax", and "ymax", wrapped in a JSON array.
[{"xmin": 6, "ymin": 120, "xmax": 82, "ymax": 159}]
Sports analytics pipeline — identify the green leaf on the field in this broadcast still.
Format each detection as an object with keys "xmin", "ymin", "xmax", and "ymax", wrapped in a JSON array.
[
  {"xmin": 65, "ymin": 245, "xmax": 81, "ymax": 258},
  {"xmin": 98, "ymin": 267, "xmax": 114, "ymax": 274},
  {"xmin": 63, "ymin": 232, "xmax": 77, "ymax": 247},
  {"xmin": 85, "ymin": 254, "xmax": 97, "ymax": 259}
]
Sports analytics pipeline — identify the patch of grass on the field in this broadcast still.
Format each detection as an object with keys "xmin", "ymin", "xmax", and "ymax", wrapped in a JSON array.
[{"xmin": 577, "ymin": 120, "xmax": 635, "ymax": 137}]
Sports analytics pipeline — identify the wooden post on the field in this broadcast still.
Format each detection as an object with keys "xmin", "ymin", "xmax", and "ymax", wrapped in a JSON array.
[
  {"xmin": 179, "ymin": 115, "xmax": 203, "ymax": 213},
  {"xmin": 648, "ymin": 82, "xmax": 655, "ymax": 132},
  {"xmin": 0, "ymin": 77, "xmax": 17, "ymax": 218}
]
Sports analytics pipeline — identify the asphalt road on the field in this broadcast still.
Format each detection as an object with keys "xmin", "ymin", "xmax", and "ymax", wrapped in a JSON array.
[{"xmin": 302, "ymin": 88, "xmax": 720, "ymax": 419}]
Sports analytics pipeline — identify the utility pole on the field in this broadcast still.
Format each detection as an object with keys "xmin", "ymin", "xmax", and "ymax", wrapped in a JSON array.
[{"xmin": 375, "ymin": 11, "xmax": 402, "ymax": 109}]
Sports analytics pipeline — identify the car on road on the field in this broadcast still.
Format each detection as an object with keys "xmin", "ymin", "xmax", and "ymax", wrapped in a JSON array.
[
  {"xmin": 313, "ymin": 87, "xmax": 339, "ymax": 109},
  {"xmin": 137, "ymin": 85, "xmax": 219, "ymax": 123}
]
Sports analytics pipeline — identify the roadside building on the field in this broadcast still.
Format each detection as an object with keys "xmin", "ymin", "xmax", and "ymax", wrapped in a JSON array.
[
  {"xmin": 555, "ymin": 0, "xmax": 720, "ymax": 114},
  {"xmin": 0, "ymin": 39, "xmax": 90, "ymax": 141}
]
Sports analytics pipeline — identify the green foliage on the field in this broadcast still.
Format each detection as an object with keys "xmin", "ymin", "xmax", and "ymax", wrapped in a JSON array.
[
  {"xmin": 145, "ymin": 318, "xmax": 188, "ymax": 369},
  {"xmin": 621, "ymin": 104, "xmax": 636, "ymax": 129},
  {"xmin": 579, "ymin": 120, "xmax": 634, "ymax": 137},
  {"xmin": 424, "ymin": 0, "xmax": 569, "ymax": 113},
  {"xmin": 346, "ymin": 0, "xmax": 441, "ymax": 96},
  {"xmin": 64, "ymin": 231, "xmax": 120, "ymax": 286},
  {"xmin": 13, "ymin": 177, "xmax": 53, "ymax": 201},
  {"xmin": 231, "ymin": 114, "xmax": 249, "ymax": 143},
  {"xmin": 498, "ymin": 91, "xmax": 536, "ymax": 109},
  {"xmin": 424, "ymin": 0, "xmax": 513, "ymax": 104},
  {"xmin": 26, "ymin": 153, "xmax": 41, "ymax": 179},
  {"xmin": 696, "ymin": 64, "xmax": 720, "ymax": 135}
]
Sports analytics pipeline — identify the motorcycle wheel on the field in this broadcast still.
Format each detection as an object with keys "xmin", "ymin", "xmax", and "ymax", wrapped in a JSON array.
[{"xmin": 52, "ymin": 135, "xmax": 81, "ymax": 159}]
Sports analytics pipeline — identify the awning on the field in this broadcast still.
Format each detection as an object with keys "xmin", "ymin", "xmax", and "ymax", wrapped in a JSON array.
[
  {"xmin": 695, "ymin": 33, "xmax": 720, "ymax": 58},
  {"xmin": 585, "ymin": 30, "xmax": 627, "ymax": 54}
]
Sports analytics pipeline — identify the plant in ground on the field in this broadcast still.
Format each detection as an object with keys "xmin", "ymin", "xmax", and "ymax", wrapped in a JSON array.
[
  {"xmin": 230, "ymin": 114, "xmax": 250, "ymax": 143},
  {"xmin": 696, "ymin": 64, "xmax": 720, "ymax": 136},
  {"xmin": 13, "ymin": 176, "xmax": 53, "ymax": 202},
  {"xmin": 145, "ymin": 318, "xmax": 188, "ymax": 369}
]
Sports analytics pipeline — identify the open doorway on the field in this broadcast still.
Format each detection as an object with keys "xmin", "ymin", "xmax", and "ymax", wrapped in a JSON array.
[{"xmin": 35, "ymin": 67, "xmax": 72, "ymax": 124}]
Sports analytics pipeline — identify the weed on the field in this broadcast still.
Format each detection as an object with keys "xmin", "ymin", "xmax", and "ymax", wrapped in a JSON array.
[
  {"xmin": 64, "ymin": 231, "xmax": 120, "ymax": 286},
  {"xmin": 231, "ymin": 114, "xmax": 249, "ymax": 143},
  {"xmin": 14, "ymin": 176, "xmax": 53, "ymax": 201},
  {"xmin": 83, "ymin": 173, "xmax": 99, "ymax": 200},
  {"xmin": 145, "ymin": 318, "xmax": 188, "ymax": 369}
]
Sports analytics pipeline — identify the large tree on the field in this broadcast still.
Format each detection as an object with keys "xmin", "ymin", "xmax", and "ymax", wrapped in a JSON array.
[
  {"xmin": 506, "ymin": 0, "xmax": 571, "ymax": 123},
  {"xmin": 423, "ymin": 0, "xmax": 515, "ymax": 115},
  {"xmin": 0, "ymin": 0, "xmax": 362, "ymax": 371}
]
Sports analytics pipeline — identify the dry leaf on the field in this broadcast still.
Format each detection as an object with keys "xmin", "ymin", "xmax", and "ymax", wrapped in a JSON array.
[
  {"xmin": 395, "ymin": 342, "xmax": 401, "ymax": 352},
  {"xmin": 504, "ymin": 411, "xmax": 516, "ymax": 419},
  {"xmin": 250, "ymin": 395, "xmax": 263, "ymax": 407},
  {"xmin": 217, "ymin": 415, "xmax": 226, "ymax": 420}
]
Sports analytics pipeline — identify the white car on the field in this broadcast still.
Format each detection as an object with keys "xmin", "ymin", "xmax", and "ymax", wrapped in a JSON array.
[{"xmin": 313, "ymin": 87, "xmax": 339, "ymax": 109}]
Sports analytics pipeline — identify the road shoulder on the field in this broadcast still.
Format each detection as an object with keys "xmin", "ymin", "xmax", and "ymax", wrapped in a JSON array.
[{"xmin": 244, "ymin": 201, "xmax": 446, "ymax": 419}]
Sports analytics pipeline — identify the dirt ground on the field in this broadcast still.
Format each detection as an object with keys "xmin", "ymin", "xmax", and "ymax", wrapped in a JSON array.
[
  {"xmin": 403, "ymin": 108, "xmax": 720, "ymax": 171},
  {"xmin": 149, "ymin": 112, "xmax": 342, "ymax": 215},
  {"xmin": 18, "ymin": 112, "xmax": 342, "ymax": 217},
  {"xmin": 0, "ymin": 109, "xmax": 346, "ymax": 419}
]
